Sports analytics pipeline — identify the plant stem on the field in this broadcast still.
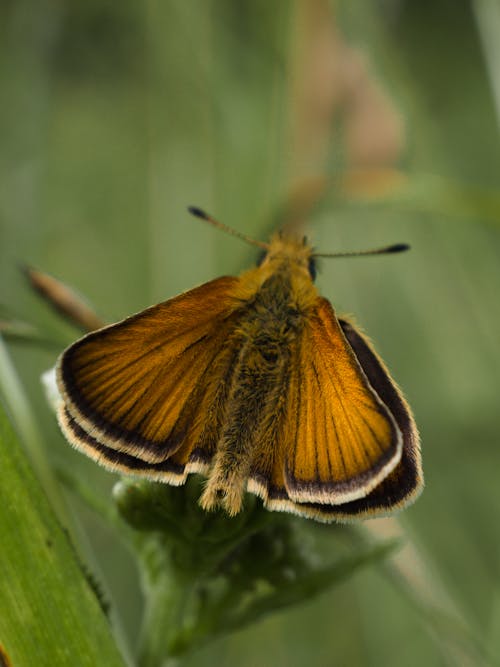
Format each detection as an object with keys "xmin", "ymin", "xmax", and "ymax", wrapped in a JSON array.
[{"xmin": 136, "ymin": 536, "xmax": 195, "ymax": 667}]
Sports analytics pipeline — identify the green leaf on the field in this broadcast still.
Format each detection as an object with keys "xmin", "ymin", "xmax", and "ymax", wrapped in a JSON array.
[
  {"xmin": 0, "ymin": 400, "xmax": 127, "ymax": 666},
  {"xmin": 114, "ymin": 478, "xmax": 398, "ymax": 664}
]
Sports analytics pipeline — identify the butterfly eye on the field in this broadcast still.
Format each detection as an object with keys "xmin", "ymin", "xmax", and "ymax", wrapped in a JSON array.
[
  {"xmin": 256, "ymin": 250, "xmax": 268, "ymax": 267},
  {"xmin": 308, "ymin": 257, "xmax": 317, "ymax": 281}
]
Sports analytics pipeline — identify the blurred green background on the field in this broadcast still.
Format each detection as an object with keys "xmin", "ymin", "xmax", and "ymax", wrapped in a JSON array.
[{"xmin": 1, "ymin": 0, "xmax": 500, "ymax": 665}]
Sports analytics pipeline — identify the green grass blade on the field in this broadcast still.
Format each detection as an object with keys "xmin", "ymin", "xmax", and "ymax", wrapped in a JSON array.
[{"xmin": 0, "ymin": 400, "xmax": 127, "ymax": 667}]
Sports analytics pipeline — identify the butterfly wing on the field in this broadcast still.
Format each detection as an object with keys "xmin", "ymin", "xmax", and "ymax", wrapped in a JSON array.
[
  {"xmin": 57, "ymin": 276, "xmax": 245, "ymax": 480},
  {"xmin": 248, "ymin": 304, "xmax": 421, "ymax": 522},
  {"xmin": 59, "ymin": 406, "xmax": 217, "ymax": 483},
  {"xmin": 283, "ymin": 297, "xmax": 403, "ymax": 505},
  {"xmin": 317, "ymin": 318, "xmax": 422, "ymax": 519},
  {"xmin": 280, "ymin": 318, "xmax": 423, "ymax": 522}
]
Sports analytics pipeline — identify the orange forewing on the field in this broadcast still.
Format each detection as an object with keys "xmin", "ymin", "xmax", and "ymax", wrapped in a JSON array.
[
  {"xmin": 57, "ymin": 277, "xmax": 244, "ymax": 467},
  {"xmin": 324, "ymin": 318, "xmax": 422, "ymax": 518},
  {"xmin": 283, "ymin": 298, "xmax": 402, "ymax": 504}
]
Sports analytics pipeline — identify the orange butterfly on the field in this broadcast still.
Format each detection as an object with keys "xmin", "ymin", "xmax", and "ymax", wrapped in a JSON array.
[{"xmin": 56, "ymin": 208, "xmax": 422, "ymax": 522}]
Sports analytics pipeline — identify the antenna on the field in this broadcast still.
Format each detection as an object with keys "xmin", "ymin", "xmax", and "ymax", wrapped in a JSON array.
[
  {"xmin": 188, "ymin": 207, "xmax": 269, "ymax": 250},
  {"xmin": 313, "ymin": 243, "xmax": 410, "ymax": 259}
]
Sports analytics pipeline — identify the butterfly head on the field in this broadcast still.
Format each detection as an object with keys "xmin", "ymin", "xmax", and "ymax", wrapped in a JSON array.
[{"xmin": 257, "ymin": 232, "xmax": 317, "ymax": 282}]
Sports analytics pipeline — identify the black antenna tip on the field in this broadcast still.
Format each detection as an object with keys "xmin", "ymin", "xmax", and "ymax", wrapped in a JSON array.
[
  {"xmin": 188, "ymin": 206, "xmax": 209, "ymax": 220},
  {"xmin": 386, "ymin": 243, "xmax": 410, "ymax": 254}
]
